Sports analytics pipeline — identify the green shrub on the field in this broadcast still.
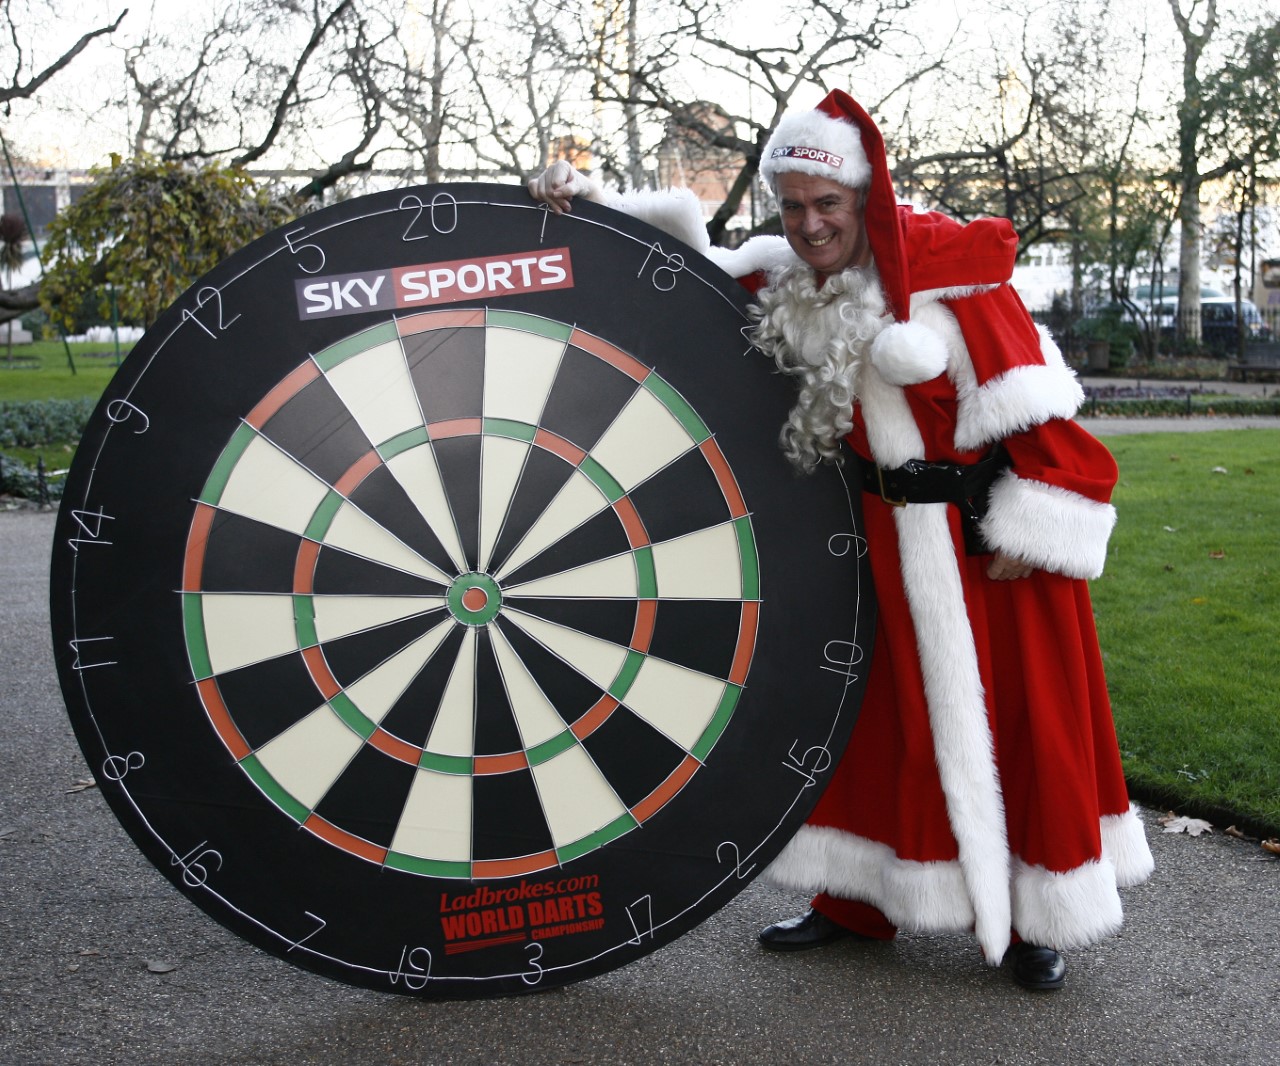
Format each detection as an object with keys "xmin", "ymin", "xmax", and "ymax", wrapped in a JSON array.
[
  {"xmin": 0, "ymin": 398, "xmax": 96, "ymax": 448},
  {"xmin": 0, "ymin": 453, "xmax": 65, "ymax": 501}
]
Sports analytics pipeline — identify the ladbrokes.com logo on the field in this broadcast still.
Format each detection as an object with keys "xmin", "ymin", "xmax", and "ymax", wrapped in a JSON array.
[
  {"xmin": 294, "ymin": 248, "xmax": 574, "ymax": 320},
  {"xmin": 437, "ymin": 874, "xmax": 604, "ymax": 956}
]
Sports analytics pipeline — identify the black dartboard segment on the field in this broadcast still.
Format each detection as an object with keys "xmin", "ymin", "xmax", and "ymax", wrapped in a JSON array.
[{"xmin": 49, "ymin": 183, "xmax": 874, "ymax": 998}]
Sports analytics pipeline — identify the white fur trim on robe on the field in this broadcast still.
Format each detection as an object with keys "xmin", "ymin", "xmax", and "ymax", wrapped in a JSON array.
[
  {"xmin": 1009, "ymin": 810, "xmax": 1152, "ymax": 950},
  {"xmin": 706, "ymin": 234, "xmax": 798, "ymax": 279},
  {"xmin": 763, "ymin": 827, "xmax": 978, "ymax": 933},
  {"xmin": 765, "ymin": 807, "xmax": 1152, "ymax": 958},
  {"xmin": 1103, "ymin": 805, "xmax": 1156, "ymax": 886},
  {"xmin": 951, "ymin": 323, "xmax": 1085, "ymax": 452},
  {"xmin": 605, "ymin": 187, "xmax": 710, "ymax": 254},
  {"xmin": 831, "ymin": 356, "xmax": 1013, "ymax": 964},
  {"xmin": 981, "ymin": 471, "xmax": 1117, "ymax": 579}
]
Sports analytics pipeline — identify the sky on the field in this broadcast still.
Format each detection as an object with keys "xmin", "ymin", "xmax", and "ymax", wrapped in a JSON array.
[{"xmin": 6, "ymin": 0, "xmax": 1280, "ymax": 173}]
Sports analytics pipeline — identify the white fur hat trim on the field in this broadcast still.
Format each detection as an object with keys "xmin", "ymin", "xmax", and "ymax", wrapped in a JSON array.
[
  {"xmin": 870, "ymin": 320, "xmax": 949, "ymax": 386},
  {"xmin": 760, "ymin": 107, "xmax": 870, "ymax": 190}
]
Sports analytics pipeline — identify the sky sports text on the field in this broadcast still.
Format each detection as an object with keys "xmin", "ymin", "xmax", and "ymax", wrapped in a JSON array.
[{"xmin": 294, "ymin": 248, "xmax": 574, "ymax": 319}]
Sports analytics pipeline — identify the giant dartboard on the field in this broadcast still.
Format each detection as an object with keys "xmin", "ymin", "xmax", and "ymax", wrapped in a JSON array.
[{"xmin": 50, "ymin": 183, "xmax": 873, "ymax": 998}]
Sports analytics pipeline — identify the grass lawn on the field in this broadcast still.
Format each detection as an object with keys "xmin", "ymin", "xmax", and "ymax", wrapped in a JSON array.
[
  {"xmin": 1095, "ymin": 429, "xmax": 1280, "ymax": 836},
  {"xmin": 0, "ymin": 341, "xmax": 125, "ymax": 469},
  {"xmin": 0, "ymin": 340, "xmax": 126, "ymax": 404}
]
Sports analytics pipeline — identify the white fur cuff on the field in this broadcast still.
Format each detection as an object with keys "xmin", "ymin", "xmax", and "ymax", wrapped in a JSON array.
[
  {"xmin": 980, "ymin": 471, "xmax": 1117, "ymax": 579},
  {"xmin": 870, "ymin": 320, "xmax": 949, "ymax": 386},
  {"xmin": 604, "ymin": 187, "xmax": 710, "ymax": 254},
  {"xmin": 1102, "ymin": 805, "xmax": 1155, "ymax": 886},
  {"xmin": 1011, "ymin": 856, "xmax": 1124, "ymax": 951}
]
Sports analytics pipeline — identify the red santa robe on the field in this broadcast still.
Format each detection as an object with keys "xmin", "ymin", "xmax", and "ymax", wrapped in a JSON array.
[{"xmin": 602, "ymin": 111, "xmax": 1152, "ymax": 966}]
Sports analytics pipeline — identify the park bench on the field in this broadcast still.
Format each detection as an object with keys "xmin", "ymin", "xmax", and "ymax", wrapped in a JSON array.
[{"xmin": 1226, "ymin": 341, "xmax": 1280, "ymax": 383}]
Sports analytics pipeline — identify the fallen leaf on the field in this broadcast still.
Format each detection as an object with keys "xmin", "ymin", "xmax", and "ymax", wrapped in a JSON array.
[
  {"xmin": 1245, "ymin": 468, "xmax": 1255, "ymax": 475},
  {"xmin": 1224, "ymin": 825, "xmax": 1253, "ymax": 841},
  {"xmin": 1161, "ymin": 815, "xmax": 1213, "ymax": 837},
  {"xmin": 64, "ymin": 779, "xmax": 98, "ymax": 794},
  {"xmin": 1208, "ymin": 549, "xmax": 1226, "ymax": 560},
  {"xmin": 1263, "ymin": 839, "xmax": 1280, "ymax": 856},
  {"xmin": 146, "ymin": 960, "xmax": 177, "ymax": 974},
  {"xmin": 79, "ymin": 949, "xmax": 102, "ymax": 957}
]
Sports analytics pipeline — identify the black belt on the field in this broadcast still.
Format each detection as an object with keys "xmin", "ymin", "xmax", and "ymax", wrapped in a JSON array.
[{"xmin": 860, "ymin": 449, "xmax": 1010, "ymax": 508}]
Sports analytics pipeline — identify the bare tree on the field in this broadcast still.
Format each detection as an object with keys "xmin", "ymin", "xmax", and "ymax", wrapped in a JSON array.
[
  {"xmin": 0, "ymin": 0, "xmax": 125, "ymax": 109},
  {"xmin": 1168, "ymin": 0, "xmax": 1218, "ymax": 343},
  {"xmin": 580, "ymin": 0, "xmax": 942, "ymax": 243}
]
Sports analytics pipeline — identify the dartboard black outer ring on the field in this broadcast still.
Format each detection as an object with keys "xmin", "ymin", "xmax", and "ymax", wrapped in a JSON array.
[{"xmin": 49, "ymin": 183, "xmax": 875, "ymax": 999}]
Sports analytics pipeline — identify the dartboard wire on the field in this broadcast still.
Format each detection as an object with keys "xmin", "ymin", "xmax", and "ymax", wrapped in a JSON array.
[
  {"xmin": 496, "ymin": 603, "xmax": 739, "ymax": 758},
  {"xmin": 62, "ymin": 189, "xmax": 748, "ymax": 744},
  {"xmin": 304, "ymin": 327, "xmax": 472, "ymax": 577},
  {"xmin": 195, "ymin": 417, "xmax": 456, "ymax": 586},
  {"xmin": 489, "ymin": 419, "xmax": 704, "ymax": 587},
  {"xmin": 63, "ymin": 478, "xmax": 867, "ymax": 995},
  {"xmin": 485, "ymin": 621, "xmax": 632, "ymax": 818},
  {"xmin": 474, "ymin": 311, "xmax": 573, "ymax": 576},
  {"xmin": 55, "ymin": 189, "xmax": 866, "ymax": 994},
  {"xmin": 224, "ymin": 614, "xmax": 475, "ymax": 869},
  {"xmin": 383, "ymin": 312, "xmax": 475, "ymax": 574},
  {"xmin": 61, "ymin": 186, "xmax": 756, "ymax": 575}
]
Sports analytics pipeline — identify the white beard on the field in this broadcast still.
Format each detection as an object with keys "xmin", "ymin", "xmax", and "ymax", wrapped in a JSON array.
[{"xmin": 751, "ymin": 265, "xmax": 889, "ymax": 471}]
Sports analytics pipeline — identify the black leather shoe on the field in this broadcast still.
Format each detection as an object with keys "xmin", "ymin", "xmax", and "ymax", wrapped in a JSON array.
[
  {"xmin": 758, "ymin": 909, "xmax": 854, "ymax": 951},
  {"xmin": 1007, "ymin": 942, "xmax": 1066, "ymax": 990}
]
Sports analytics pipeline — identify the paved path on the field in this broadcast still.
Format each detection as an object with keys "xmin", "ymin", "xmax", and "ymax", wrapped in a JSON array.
[{"xmin": 2, "ymin": 432, "xmax": 1278, "ymax": 1064}]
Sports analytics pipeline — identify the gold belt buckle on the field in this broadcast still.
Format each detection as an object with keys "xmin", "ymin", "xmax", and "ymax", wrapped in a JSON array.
[{"xmin": 876, "ymin": 465, "xmax": 908, "ymax": 507}]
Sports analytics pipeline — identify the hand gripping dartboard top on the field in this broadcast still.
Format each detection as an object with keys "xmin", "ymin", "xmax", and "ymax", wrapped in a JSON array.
[{"xmin": 50, "ymin": 182, "xmax": 874, "ymax": 999}]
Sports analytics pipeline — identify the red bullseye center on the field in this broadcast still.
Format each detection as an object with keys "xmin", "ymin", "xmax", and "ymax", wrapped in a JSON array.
[{"xmin": 461, "ymin": 587, "xmax": 489, "ymax": 612}]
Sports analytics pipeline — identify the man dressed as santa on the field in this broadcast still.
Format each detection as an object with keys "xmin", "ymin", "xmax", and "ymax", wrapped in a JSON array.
[{"xmin": 528, "ymin": 89, "xmax": 1153, "ymax": 992}]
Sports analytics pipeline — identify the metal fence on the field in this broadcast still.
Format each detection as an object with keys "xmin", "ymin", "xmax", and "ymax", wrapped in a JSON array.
[{"xmin": 1037, "ymin": 303, "xmax": 1280, "ymax": 364}]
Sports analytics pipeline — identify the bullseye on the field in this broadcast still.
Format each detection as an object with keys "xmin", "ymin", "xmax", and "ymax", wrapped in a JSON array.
[{"xmin": 447, "ymin": 572, "xmax": 503, "ymax": 625}]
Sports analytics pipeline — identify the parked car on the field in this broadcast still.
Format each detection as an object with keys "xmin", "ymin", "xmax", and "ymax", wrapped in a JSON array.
[{"xmin": 1133, "ymin": 285, "xmax": 1270, "ymax": 353}]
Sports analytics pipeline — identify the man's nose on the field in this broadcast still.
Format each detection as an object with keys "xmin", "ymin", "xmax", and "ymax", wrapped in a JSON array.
[{"xmin": 800, "ymin": 208, "xmax": 825, "ymax": 233}]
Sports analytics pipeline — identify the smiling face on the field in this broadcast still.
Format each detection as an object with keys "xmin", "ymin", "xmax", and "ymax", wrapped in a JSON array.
[{"xmin": 775, "ymin": 172, "xmax": 871, "ymax": 278}]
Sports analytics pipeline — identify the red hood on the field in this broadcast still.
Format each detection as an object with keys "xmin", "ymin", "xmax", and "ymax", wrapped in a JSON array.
[{"xmin": 815, "ymin": 91, "xmax": 1020, "ymax": 319}]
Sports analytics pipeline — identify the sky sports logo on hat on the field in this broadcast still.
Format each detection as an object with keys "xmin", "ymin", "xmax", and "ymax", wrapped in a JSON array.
[
  {"xmin": 770, "ymin": 146, "xmax": 844, "ymax": 168},
  {"xmin": 295, "ymin": 248, "xmax": 574, "ymax": 319}
]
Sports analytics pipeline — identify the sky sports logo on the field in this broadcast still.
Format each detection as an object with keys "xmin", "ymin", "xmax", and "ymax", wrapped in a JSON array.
[
  {"xmin": 770, "ymin": 145, "xmax": 844, "ymax": 168},
  {"xmin": 295, "ymin": 248, "xmax": 574, "ymax": 319}
]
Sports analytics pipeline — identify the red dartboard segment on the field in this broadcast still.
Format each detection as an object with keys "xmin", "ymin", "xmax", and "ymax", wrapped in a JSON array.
[{"xmin": 51, "ymin": 184, "xmax": 872, "ymax": 999}]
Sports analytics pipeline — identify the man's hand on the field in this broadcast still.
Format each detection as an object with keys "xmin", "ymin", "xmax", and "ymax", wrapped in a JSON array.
[
  {"xmin": 986, "ymin": 550, "xmax": 1035, "ymax": 581},
  {"xmin": 526, "ymin": 161, "xmax": 596, "ymax": 214}
]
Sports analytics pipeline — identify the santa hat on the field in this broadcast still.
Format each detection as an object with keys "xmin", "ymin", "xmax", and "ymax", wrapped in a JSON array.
[{"xmin": 762, "ymin": 90, "xmax": 944, "ymax": 384}]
